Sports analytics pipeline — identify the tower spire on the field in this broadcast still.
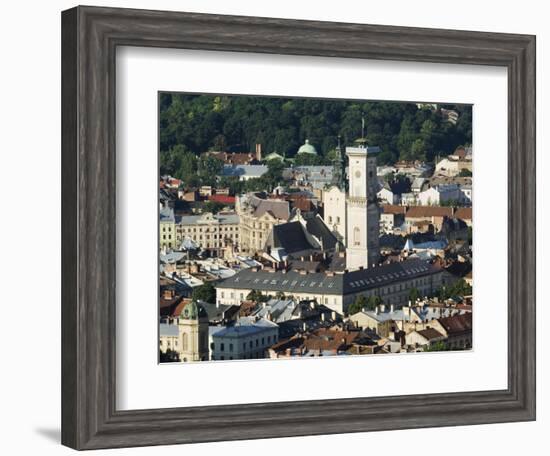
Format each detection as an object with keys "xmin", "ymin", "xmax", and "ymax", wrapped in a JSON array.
[{"xmin": 331, "ymin": 135, "xmax": 344, "ymax": 190}]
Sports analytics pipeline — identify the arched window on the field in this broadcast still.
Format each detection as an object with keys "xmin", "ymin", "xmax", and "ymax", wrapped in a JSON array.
[{"xmin": 353, "ymin": 227, "xmax": 361, "ymax": 246}]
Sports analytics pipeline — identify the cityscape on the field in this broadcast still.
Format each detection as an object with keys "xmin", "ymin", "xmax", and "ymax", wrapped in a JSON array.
[{"xmin": 158, "ymin": 93, "xmax": 473, "ymax": 363}]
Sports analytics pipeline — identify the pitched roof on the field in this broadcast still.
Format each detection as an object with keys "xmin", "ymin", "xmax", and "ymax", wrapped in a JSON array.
[
  {"xmin": 437, "ymin": 313, "xmax": 472, "ymax": 336},
  {"xmin": 304, "ymin": 215, "xmax": 340, "ymax": 250},
  {"xmin": 209, "ymin": 194, "xmax": 236, "ymax": 204},
  {"xmin": 382, "ymin": 204, "xmax": 407, "ymax": 215},
  {"xmin": 417, "ymin": 328, "xmax": 445, "ymax": 340},
  {"xmin": 250, "ymin": 196, "xmax": 290, "ymax": 220},
  {"xmin": 406, "ymin": 206, "xmax": 453, "ymax": 218},
  {"xmin": 266, "ymin": 221, "xmax": 315, "ymax": 255},
  {"xmin": 454, "ymin": 207, "xmax": 472, "ymax": 221},
  {"xmin": 218, "ymin": 258, "xmax": 443, "ymax": 296}
]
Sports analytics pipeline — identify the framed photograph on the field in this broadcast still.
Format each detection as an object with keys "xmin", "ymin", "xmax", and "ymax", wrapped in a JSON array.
[{"xmin": 61, "ymin": 5, "xmax": 536, "ymax": 450}]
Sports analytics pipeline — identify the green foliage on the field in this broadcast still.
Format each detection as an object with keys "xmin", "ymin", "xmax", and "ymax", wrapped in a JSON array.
[
  {"xmin": 159, "ymin": 94, "xmax": 472, "ymax": 175},
  {"xmin": 366, "ymin": 295, "xmax": 382, "ymax": 310},
  {"xmin": 408, "ymin": 287, "xmax": 420, "ymax": 305},
  {"xmin": 246, "ymin": 289, "xmax": 271, "ymax": 303},
  {"xmin": 293, "ymin": 153, "xmax": 325, "ymax": 166},
  {"xmin": 191, "ymin": 282, "xmax": 216, "ymax": 304},
  {"xmin": 202, "ymin": 201, "xmax": 226, "ymax": 214},
  {"xmin": 349, "ymin": 294, "xmax": 382, "ymax": 315},
  {"xmin": 348, "ymin": 295, "xmax": 368, "ymax": 315},
  {"xmin": 159, "ymin": 349, "xmax": 180, "ymax": 363},
  {"xmin": 197, "ymin": 155, "xmax": 223, "ymax": 186},
  {"xmin": 160, "ymin": 144, "xmax": 196, "ymax": 183},
  {"xmin": 435, "ymin": 279, "xmax": 472, "ymax": 301},
  {"xmin": 458, "ymin": 168, "xmax": 472, "ymax": 177},
  {"xmin": 218, "ymin": 176, "xmax": 244, "ymax": 195},
  {"xmin": 423, "ymin": 341, "xmax": 450, "ymax": 352},
  {"xmin": 439, "ymin": 199, "xmax": 461, "ymax": 207}
]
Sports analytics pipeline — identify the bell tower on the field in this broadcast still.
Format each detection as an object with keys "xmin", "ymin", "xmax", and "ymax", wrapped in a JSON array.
[{"xmin": 345, "ymin": 139, "xmax": 381, "ymax": 270}]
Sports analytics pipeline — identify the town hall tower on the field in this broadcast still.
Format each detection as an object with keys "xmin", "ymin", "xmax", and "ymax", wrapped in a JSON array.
[{"xmin": 345, "ymin": 140, "xmax": 381, "ymax": 270}]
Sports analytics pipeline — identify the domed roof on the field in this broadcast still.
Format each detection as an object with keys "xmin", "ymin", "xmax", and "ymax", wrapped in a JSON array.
[
  {"xmin": 297, "ymin": 139, "xmax": 317, "ymax": 155},
  {"xmin": 180, "ymin": 300, "xmax": 208, "ymax": 320}
]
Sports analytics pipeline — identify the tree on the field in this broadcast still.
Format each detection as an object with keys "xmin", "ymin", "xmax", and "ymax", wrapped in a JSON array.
[
  {"xmin": 159, "ymin": 94, "xmax": 472, "ymax": 171},
  {"xmin": 246, "ymin": 289, "xmax": 270, "ymax": 303},
  {"xmin": 160, "ymin": 349, "xmax": 180, "ymax": 363},
  {"xmin": 264, "ymin": 159, "xmax": 285, "ymax": 187},
  {"xmin": 192, "ymin": 282, "xmax": 216, "ymax": 304},
  {"xmin": 293, "ymin": 153, "xmax": 323, "ymax": 166},
  {"xmin": 348, "ymin": 295, "xmax": 368, "ymax": 315},
  {"xmin": 423, "ymin": 341, "xmax": 449, "ymax": 352},
  {"xmin": 435, "ymin": 279, "xmax": 472, "ymax": 301},
  {"xmin": 459, "ymin": 168, "xmax": 472, "ymax": 177},
  {"xmin": 366, "ymin": 295, "xmax": 382, "ymax": 310},
  {"xmin": 202, "ymin": 201, "xmax": 225, "ymax": 214},
  {"xmin": 198, "ymin": 155, "xmax": 223, "ymax": 186},
  {"xmin": 408, "ymin": 287, "xmax": 420, "ymax": 305}
]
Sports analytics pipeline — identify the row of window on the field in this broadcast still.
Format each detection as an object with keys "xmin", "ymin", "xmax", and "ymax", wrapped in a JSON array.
[
  {"xmin": 179, "ymin": 225, "xmax": 238, "ymax": 233},
  {"xmin": 212, "ymin": 335, "xmax": 277, "ymax": 352},
  {"xmin": 213, "ymin": 351, "xmax": 265, "ymax": 361}
]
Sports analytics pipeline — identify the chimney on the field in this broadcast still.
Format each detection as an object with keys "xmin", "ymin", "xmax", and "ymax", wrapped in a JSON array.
[
  {"xmin": 390, "ymin": 304, "xmax": 395, "ymax": 313},
  {"xmin": 255, "ymin": 143, "xmax": 262, "ymax": 161}
]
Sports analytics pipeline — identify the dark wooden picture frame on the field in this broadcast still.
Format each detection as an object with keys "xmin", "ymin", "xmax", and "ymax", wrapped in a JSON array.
[{"xmin": 61, "ymin": 5, "xmax": 536, "ymax": 450}]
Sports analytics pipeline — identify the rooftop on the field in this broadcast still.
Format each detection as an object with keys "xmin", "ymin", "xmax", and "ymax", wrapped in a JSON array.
[{"xmin": 218, "ymin": 258, "xmax": 442, "ymax": 296}]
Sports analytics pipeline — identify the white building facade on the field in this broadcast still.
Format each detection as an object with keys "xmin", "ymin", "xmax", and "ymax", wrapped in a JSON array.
[{"xmin": 346, "ymin": 144, "xmax": 381, "ymax": 270}]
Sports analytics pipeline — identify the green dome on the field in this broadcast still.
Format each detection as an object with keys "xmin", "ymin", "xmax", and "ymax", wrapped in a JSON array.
[
  {"xmin": 180, "ymin": 301, "xmax": 208, "ymax": 320},
  {"xmin": 297, "ymin": 139, "xmax": 317, "ymax": 155}
]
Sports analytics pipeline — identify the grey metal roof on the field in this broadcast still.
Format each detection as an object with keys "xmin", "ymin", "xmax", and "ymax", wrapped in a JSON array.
[
  {"xmin": 159, "ymin": 323, "xmax": 179, "ymax": 337},
  {"xmin": 177, "ymin": 213, "xmax": 240, "ymax": 225},
  {"xmin": 220, "ymin": 164, "xmax": 268, "ymax": 178},
  {"xmin": 160, "ymin": 206, "xmax": 175, "ymax": 223},
  {"xmin": 210, "ymin": 317, "xmax": 278, "ymax": 339},
  {"xmin": 217, "ymin": 258, "xmax": 442, "ymax": 296}
]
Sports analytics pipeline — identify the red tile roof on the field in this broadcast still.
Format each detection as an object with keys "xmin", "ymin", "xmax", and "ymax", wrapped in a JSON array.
[
  {"xmin": 209, "ymin": 194, "xmax": 236, "ymax": 204},
  {"xmin": 382, "ymin": 204, "xmax": 407, "ymax": 215},
  {"xmin": 454, "ymin": 207, "xmax": 472, "ymax": 221},
  {"xmin": 406, "ymin": 206, "xmax": 453, "ymax": 218},
  {"xmin": 437, "ymin": 313, "xmax": 472, "ymax": 336}
]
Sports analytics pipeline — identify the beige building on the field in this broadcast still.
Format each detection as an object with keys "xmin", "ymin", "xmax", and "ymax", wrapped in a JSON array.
[
  {"xmin": 322, "ymin": 185, "xmax": 347, "ymax": 243},
  {"xmin": 176, "ymin": 212, "xmax": 240, "ymax": 257},
  {"xmin": 236, "ymin": 193, "xmax": 290, "ymax": 255},
  {"xmin": 159, "ymin": 301, "xmax": 210, "ymax": 362}
]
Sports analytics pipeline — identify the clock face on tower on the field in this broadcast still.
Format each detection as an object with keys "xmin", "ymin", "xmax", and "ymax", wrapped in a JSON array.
[{"xmin": 355, "ymin": 170, "xmax": 361, "ymax": 178}]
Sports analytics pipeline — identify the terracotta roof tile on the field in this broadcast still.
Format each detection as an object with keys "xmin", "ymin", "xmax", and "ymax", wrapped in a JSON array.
[{"xmin": 406, "ymin": 206, "xmax": 453, "ymax": 218}]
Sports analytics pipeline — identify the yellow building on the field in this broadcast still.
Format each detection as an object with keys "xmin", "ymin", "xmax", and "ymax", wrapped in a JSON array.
[{"xmin": 160, "ymin": 206, "xmax": 177, "ymax": 250}]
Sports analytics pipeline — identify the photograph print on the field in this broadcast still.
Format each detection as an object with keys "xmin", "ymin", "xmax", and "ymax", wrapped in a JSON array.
[{"xmin": 158, "ymin": 93, "xmax": 473, "ymax": 363}]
